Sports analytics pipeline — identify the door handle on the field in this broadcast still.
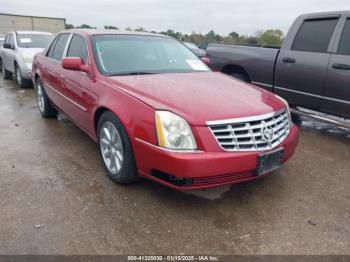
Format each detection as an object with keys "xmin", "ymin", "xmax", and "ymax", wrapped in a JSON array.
[
  {"xmin": 332, "ymin": 63, "xmax": 350, "ymax": 70},
  {"xmin": 59, "ymin": 74, "xmax": 66, "ymax": 80},
  {"xmin": 282, "ymin": 57, "xmax": 296, "ymax": 64}
]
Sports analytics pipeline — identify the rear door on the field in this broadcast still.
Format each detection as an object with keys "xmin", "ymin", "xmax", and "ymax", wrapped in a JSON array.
[
  {"xmin": 61, "ymin": 33, "xmax": 93, "ymax": 132},
  {"xmin": 275, "ymin": 17, "xmax": 340, "ymax": 110},
  {"xmin": 42, "ymin": 33, "xmax": 71, "ymax": 111},
  {"xmin": 322, "ymin": 17, "xmax": 350, "ymax": 118}
]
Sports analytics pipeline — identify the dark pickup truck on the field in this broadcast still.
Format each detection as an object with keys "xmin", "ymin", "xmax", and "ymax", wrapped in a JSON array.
[{"xmin": 207, "ymin": 11, "xmax": 350, "ymax": 122}]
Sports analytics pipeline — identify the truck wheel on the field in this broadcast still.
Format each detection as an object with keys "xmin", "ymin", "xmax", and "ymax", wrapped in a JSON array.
[
  {"xmin": 97, "ymin": 111, "xmax": 139, "ymax": 184},
  {"xmin": 230, "ymin": 72, "xmax": 250, "ymax": 82},
  {"xmin": 15, "ymin": 65, "xmax": 31, "ymax": 88},
  {"xmin": 2, "ymin": 62, "xmax": 12, "ymax": 80},
  {"xmin": 35, "ymin": 78, "xmax": 58, "ymax": 118}
]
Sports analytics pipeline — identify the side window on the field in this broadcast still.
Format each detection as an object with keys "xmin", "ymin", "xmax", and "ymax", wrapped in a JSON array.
[
  {"xmin": 47, "ymin": 35, "xmax": 59, "ymax": 58},
  {"xmin": 292, "ymin": 18, "xmax": 339, "ymax": 53},
  {"xmin": 338, "ymin": 19, "xmax": 350, "ymax": 55},
  {"xmin": 51, "ymin": 33, "xmax": 70, "ymax": 61},
  {"xmin": 67, "ymin": 34, "xmax": 88, "ymax": 64}
]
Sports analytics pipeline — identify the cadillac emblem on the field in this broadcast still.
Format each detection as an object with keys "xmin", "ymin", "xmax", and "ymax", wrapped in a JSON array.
[{"xmin": 261, "ymin": 122, "xmax": 274, "ymax": 143}]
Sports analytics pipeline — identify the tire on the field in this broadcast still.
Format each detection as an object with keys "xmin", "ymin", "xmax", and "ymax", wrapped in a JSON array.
[
  {"xmin": 230, "ymin": 72, "xmax": 250, "ymax": 82},
  {"xmin": 35, "ymin": 78, "xmax": 58, "ymax": 118},
  {"xmin": 15, "ymin": 65, "xmax": 31, "ymax": 88},
  {"xmin": 97, "ymin": 111, "xmax": 138, "ymax": 184},
  {"xmin": 1, "ymin": 62, "xmax": 12, "ymax": 80}
]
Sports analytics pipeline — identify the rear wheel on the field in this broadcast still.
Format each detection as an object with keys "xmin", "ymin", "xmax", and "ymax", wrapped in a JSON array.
[
  {"xmin": 1, "ymin": 62, "xmax": 12, "ymax": 80},
  {"xmin": 97, "ymin": 111, "xmax": 138, "ymax": 184},
  {"xmin": 35, "ymin": 78, "xmax": 58, "ymax": 118},
  {"xmin": 15, "ymin": 65, "xmax": 31, "ymax": 88}
]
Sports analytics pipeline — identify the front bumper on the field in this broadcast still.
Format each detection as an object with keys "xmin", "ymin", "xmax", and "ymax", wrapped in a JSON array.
[{"xmin": 133, "ymin": 125, "xmax": 299, "ymax": 190}]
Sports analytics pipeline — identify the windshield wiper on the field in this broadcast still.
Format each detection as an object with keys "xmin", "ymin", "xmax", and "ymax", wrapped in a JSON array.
[{"xmin": 110, "ymin": 71, "xmax": 157, "ymax": 76}]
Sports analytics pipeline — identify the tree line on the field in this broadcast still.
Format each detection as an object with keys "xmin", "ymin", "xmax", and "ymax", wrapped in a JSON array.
[{"xmin": 65, "ymin": 23, "xmax": 284, "ymax": 47}]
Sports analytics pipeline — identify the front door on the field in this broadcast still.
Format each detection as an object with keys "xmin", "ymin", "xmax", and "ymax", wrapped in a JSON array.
[
  {"xmin": 275, "ymin": 17, "xmax": 339, "ymax": 111},
  {"xmin": 61, "ymin": 33, "xmax": 94, "ymax": 133}
]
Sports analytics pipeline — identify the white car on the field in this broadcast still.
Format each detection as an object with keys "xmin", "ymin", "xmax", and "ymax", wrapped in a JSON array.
[
  {"xmin": 0, "ymin": 36, "xmax": 4, "ymax": 49},
  {"xmin": 0, "ymin": 31, "xmax": 53, "ymax": 88}
]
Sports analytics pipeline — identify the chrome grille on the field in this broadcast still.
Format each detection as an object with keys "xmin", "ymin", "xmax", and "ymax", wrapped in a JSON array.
[{"xmin": 208, "ymin": 110, "xmax": 290, "ymax": 151}]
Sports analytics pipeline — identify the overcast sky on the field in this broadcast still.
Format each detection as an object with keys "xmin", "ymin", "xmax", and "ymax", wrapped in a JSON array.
[{"xmin": 1, "ymin": 0, "xmax": 349, "ymax": 35}]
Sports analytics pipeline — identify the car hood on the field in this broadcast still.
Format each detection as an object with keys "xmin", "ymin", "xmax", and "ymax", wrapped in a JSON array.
[
  {"xmin": 106, "ymin": 72, "xmax": 285, "ymax": 126},
  {"xmin": 18, "ymin": 48, "xmax": 45, "ymax": 58}
]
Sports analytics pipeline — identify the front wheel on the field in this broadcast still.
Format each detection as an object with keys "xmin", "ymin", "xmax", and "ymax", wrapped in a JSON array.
[
  {"xmin": 15, "ymin": 65, "xmax": 31, "ymax": 88},
  {"xmin": 97, "ymin": 111, "xmax": 138, "ymax": 184},
  {"xmin": 35, "ymin": 78, "xmax": 58, "ymax": 118}
]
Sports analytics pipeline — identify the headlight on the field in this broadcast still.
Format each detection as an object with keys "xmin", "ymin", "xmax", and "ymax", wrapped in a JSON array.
[
  {"xmin": 155, "ymin": 111, "xmax": 197, "ymax": 150},
  {"xmin": 21, "ymin": 51, "xmax": 33, "ymax": 63},
  {"xmin": 274, "ymin": 94, "xmax": 292, "ymax": 123}
]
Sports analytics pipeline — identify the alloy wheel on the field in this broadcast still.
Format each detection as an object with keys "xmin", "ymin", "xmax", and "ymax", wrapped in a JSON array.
[
  {"xmin": 100, "ymin": 121, "xmax": 124, "ymax": 174},
  {"xmin": 16, "ymin": 67, "xmax": 21, "ymax": 86},
  {"xmin": 36, "ymin": 81, "xmax": 45, "ymax": 113}
]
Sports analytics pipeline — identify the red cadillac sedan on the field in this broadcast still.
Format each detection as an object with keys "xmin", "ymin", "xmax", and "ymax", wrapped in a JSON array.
[{"xmin": 32, "ymin": 30, "xmax": 299, "ymax": 190}]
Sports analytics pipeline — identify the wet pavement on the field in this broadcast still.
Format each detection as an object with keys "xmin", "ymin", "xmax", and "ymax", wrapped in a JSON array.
[{"xmin": 0, "ymin": 77, "xmax": 349, "ymax": 255}]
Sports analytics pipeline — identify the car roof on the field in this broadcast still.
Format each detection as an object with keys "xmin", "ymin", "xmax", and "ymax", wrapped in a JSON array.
[
  {"xmin": 299, "ymin": 10, "xmax": 350, "ymax": 19},
  {"xmin": 15, "ymin": 31, "xmax": 53, "ymax": 35},
  {"xmin": 60, "ymin": 29, "xmax": 170, "ymax": 38}
]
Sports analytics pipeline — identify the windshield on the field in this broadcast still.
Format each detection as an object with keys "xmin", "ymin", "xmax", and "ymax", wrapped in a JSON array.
[
  {"xmin": 92, "ymin": 35, "xmax": 210, "ymax": 76},
  {"xmin": 17, "ymin": 34, "xmax": 53, "ymax": 48},
  {"xmin": 184, "ymin": 42, "xmax": 199, "ymax": 49}
]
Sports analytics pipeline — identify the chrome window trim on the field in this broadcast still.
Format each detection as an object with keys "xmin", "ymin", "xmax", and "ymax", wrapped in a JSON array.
[
  {"xmin": 251, "ymin": 81, "xmax": 273, "ymax": 88},
  {"xmin": 44, "ymin": 82, "xmax": 87, "ymax": 111},
  {"xmin": 62, "ymin": 33, "xmax": 74, "ymax": 58},
  {"xmin": 275, "ymin": 86, "xmax": 350, "ymax": 105}
]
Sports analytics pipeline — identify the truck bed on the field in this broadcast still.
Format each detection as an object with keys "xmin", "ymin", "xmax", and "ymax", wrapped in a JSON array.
[{"xmin": 207, "ymin": 43, "xmax": 280, "ymax": 91}]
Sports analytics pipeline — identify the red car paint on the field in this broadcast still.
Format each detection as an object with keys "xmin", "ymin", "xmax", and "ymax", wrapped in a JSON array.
[{"xmin": 32, "ymin": 30, "xmax": 299, "ymax": 190}]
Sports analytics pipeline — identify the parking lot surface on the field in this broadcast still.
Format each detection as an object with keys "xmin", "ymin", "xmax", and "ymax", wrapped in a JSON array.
[{"xmin": 0, "ymin": 77, "xmax": 349, "ymax": 255}]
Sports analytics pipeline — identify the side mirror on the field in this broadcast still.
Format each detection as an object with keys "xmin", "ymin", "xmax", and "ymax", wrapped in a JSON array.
[
  {"xmin": 3, "ymin": 43, "xmax": 13, "ymax": 49},
  {"xmin": 62, "ymin": 57, "xmax": 88, "ymax": 72},
  {"xmin": 201, "ymin": 57, "xmax": 210, "ymax": 65}
]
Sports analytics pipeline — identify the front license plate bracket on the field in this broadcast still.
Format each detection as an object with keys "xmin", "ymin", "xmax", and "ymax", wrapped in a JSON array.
[{"xmin": 256, "ymin": 148, "xmax": 284, "ymax": 175}]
